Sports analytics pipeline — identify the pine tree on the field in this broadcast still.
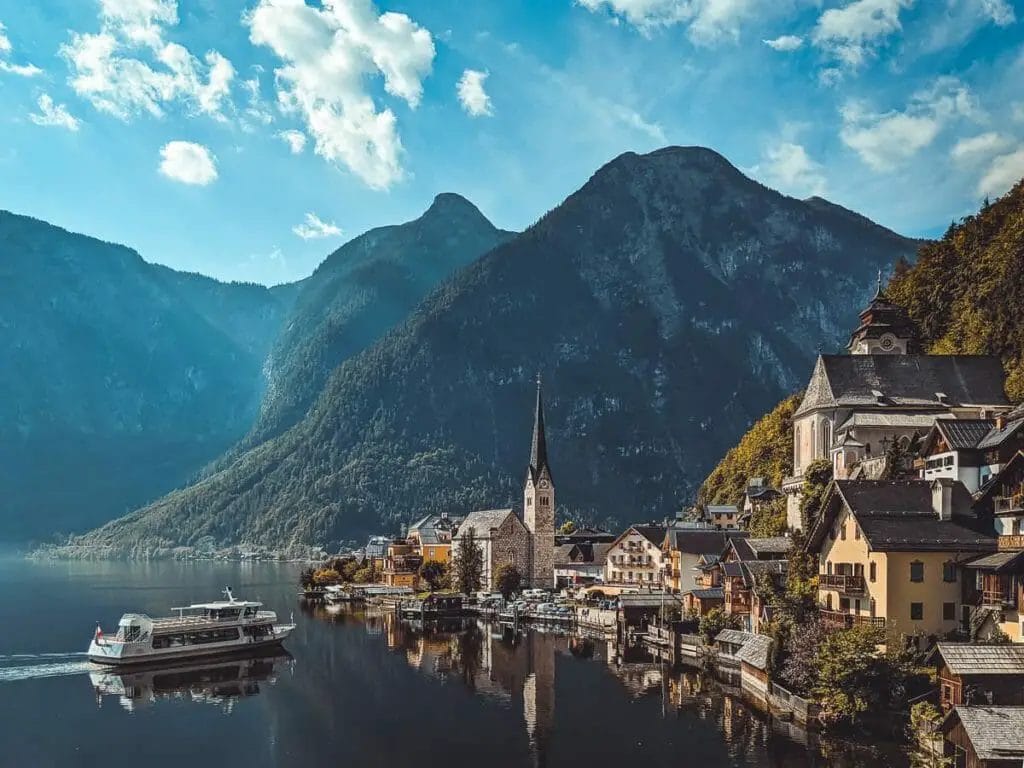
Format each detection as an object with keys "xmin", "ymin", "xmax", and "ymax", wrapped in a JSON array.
[{"xmin": 455, "ymin": 527, "xmax": 484, "ymax": 595}]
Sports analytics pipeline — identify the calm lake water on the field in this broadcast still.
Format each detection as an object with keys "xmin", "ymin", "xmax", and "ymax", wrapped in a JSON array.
[{"xmin": 0, "ymin": 552, "xmax": 905, "ymax": 768}]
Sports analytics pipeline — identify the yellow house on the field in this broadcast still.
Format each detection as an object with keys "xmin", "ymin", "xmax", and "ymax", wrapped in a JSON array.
[
  {"xmin": 806, "ymin": 478, "xmax": 996, "ymax": 640},
  {"xmin": 407, "ymin": 514, "xmax": 459, "ymax": 564}
]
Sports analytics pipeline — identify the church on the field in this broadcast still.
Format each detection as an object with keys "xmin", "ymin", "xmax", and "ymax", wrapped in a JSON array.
[
  {"xmin": 783, "ymin": 277, "xmax": 1010, "ymax": 529},
  {"xmin": 452, "ymin": 378, "xmax": 556, "ymax": 590}
]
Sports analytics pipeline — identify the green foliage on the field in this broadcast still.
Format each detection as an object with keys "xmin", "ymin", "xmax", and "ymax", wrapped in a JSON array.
[
  {"xmin": 779, "ymin": 619, "xmax": 827, "ymax": 695},
  {"xmin": 799, "ymin": 459, "xmax": 833, "ymax": 532},
  {"xmin": 699, "ymin": 606, "xmax": 741, "ymax": 641},
  {"xmin": 419, "ymin": 559, "xmax": 449, "ymax": 591},
  {"xmin": 748, "ymin": 498, "xmax": 788, "ymax": 537},
  {"xmin": 909, "ymin": 701, "xmax": 951, "ymax": 768},
  {"xmin": 698, "ymin": 394, "xmax": 802, "ymax": 507},
  {"xmin": 558, "ymin": 520, "xmax": 577, "ymax": 535},
  {"xmin": 888, "ymin": 179, "xmax": 1024, "ymax": 403},
  {"xmin": 311, "ymin": 568, "xmax": 342, "ymax": 586},
  {"xmin": 351, "ymin": 566, "xmax": 372, "ymax": 584},
  {"xmin": 495, "ymin": 563, "xmax": 522, "ymax": 599},
  {"xmin": 454, "ymin": 528, "xmax": 484, "ymax": 595}
]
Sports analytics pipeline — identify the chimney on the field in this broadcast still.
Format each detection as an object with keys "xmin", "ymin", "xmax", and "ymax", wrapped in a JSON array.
[
  {"xmin": 931, "ymin": 478, "xmax": 953, "ymax": 521},
  {"xmin": 995, "ymin": 412, "xmax": 1006, "ymax": 431}
]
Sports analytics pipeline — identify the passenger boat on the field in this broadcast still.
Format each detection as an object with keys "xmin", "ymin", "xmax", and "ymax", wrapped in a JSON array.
[{"xmin": 87, "ymin": 588, "xmax": 295, "ymax": 666}]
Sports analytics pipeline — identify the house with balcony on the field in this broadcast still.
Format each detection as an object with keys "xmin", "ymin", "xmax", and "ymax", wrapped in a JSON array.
[
  {"xmin": 604, "ymin": 525, "xmax": 667, "ymax": 587},
  {"xmin": 554, "ymin": 542, "xmax": 611, "ymax": 588},
  {"xmin": 407, "ymin": 513, "xmax": 460, "ymax": 564},
  {"xmin": 917, "ymin": 410, "xmax": 1024, "ymax": 494},
  {"xmin": 707, "ymin": 505, "xmax": 741, "ymax": 530},
  {"xmin": 662, "ymin": 529, "xmax": 745, "ymax": 594},
  {"xmin": 716, "ymin": 537, "xmax": 790, "ymax": 631},
  {"xmin": 805, "ymin": 479, "xmax": 996, "ymax": 639},
  {"xmin": 382, "ymin": 539, "xmax": 423, "ymax": 589}
]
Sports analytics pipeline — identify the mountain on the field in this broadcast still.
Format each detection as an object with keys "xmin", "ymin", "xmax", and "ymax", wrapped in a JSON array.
[
  {"xmin": 0, "ymin": 210, "xmax": 296, "ymax": 540},
  {"xmin": 230, "ymin": 193, "xmax": 514, "ymax": 456},
  {"xmin": 72, "ymin": 146, "xmax": 921, "ymax": 555},
  {"xmin": 696, "ymin": 177, "xmax": 1024, "ymax": 506}
]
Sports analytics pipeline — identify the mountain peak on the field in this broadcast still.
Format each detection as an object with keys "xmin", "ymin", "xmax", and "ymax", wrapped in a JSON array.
[{"xmin": 421, "ymin": 192, "xmax": 489, "ymax": 225}]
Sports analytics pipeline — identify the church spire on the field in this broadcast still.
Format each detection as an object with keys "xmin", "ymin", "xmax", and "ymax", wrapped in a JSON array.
[{"xmin": 529, "ymin": 373, "xmax": 551, "ymax": 482}]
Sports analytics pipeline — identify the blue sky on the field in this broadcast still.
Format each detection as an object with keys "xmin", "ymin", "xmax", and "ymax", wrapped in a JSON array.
[{"xmin": 1, "ymin": 0, "xmax": 1022, "ymax": 285}]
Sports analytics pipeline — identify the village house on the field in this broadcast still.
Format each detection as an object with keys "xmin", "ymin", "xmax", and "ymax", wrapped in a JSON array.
[
  {"xmin": 555, "ymin": 526, "xmax": 615, "ymax": 545},
  {"xmin": 783, "ymin": 281, "xmax": 1009, "ymax": 529},
  {"xmin": 707, "ymin": 505, "xmax": 741, "ymax": 530},
  {"xmin": 938, "ymin": 706, "xmax": 1024, "ymax": 768},
  {"xmin": 604, "ymin": 525, "xmax": 667, "ymax": 587},
  {"xmin": 553, "ymin": 542, "xmax": 611, "ymax": 588},
  {"xmin": 382, "ymin": 538, "xmax": 423, "ymax": 590},
  {"xmin": 662, "ymin": 529, "xmax": 745, "ymax": 594},
  {"xmin": 741, "ymin": 477, "xmax": 783, "ymax": 519},
  {"xmin": 931, "ymin": 643, "xmax": 1024, "ymax": 709},
  {"xmin": 407, "ymin": 513, "xmax": 459, "ymax": 564},
  {"xmin": 715, "ymin": 538, "xmax": 790, "ymax": 632},
  {"xmin": 805, "ymin": 479, "xmax": 996, "ymax": 639}
]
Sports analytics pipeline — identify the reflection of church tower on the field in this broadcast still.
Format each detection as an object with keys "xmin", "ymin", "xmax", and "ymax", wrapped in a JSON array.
[
  {"xmin": 524, "ymin": 376, "xmax": 555, "ymax": 589},
  {"xmin": 522, "ymin": 630, "xmax": 556, "ymax": 767}
]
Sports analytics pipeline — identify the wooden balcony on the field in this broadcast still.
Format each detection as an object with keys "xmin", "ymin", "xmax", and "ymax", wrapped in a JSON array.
[
  {"xmin": 819, "ymin": 573, "xmax": 866, "ymax": 594},
  {"xmin": 980, "ymin": 589, "xmax": 1016, "ymax": 608},
  {"xmin": 997, "ymin": 535, "xmax": 1024, "ymax": 551},
  {"xmin": 819, "ymin": 609, "xmax": 885, "ymax": 631},
  {"xmin": 994, "ymin": 496, "xmax": 1024, "ymax": 515}
]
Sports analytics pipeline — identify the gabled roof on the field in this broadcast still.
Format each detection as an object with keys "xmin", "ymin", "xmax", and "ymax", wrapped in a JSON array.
[
  {"xmin": 664, "ymin": 530, "xmax": 738, "ymax": 555},
  {"xmin": 729, "ymin": 536, "xmax": 792, "ymax": 561},
  {"xmin": 455, "ymin": 509, "xmax": 519, "ymax": 540},
  {"xmin": 940, "ymin": 707, "xmax": 1024, "ymax": 761},
  {"xmin": 807, "ymin": 480, "xmax": 996, "ymax": 553},
  {"xmin": 978, "ymin": 414, "xmax": 1024, "ymax": 449},
  {"xmin": 795, "ymin": 354, "xmax": 1008, "ymax": 417},
  {"xmin": 685, "ymin": 587, "xmax": 724, "ymax": 600},
  {"xmin": 838, "ymin": 412, "xmax": 940, "ymax": 432},
  {"xmin": 735, "ymin": 634, "xmax": 773, "ymax": 671},
  {"xmin": 741, "ymin": 560, "xmax": 788, "ymax": 589},
  {"xmin": 963, "ymin": 550, "xmax": 1024, "ymax": 573},
  {"xmin": 976, "ymin": 451, "xmax": 1024, "ymax": 506},
  {"xmin": 632, "ymin": 525, "xmax": 668, "ymax": 546},
  {"xmin": 707, "ymin": 505, "xmax": 740, "ymax": 516},
  {"xmin": 722, "ymin": 561, "xmax": 744, "ymax": 578},
  {"xmin": 715, "ymin": 629, "xmax": 755, "ymax": 646},
  {"xmin": 932, "ymin": 644, "xmax": 1024, "ymax": 676},
  {"xmin": 554, "ymin": 543, "xmax": 612, "ymax": 567}
]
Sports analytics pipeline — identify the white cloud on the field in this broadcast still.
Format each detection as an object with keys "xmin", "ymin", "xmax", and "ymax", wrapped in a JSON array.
[
  {"xmin": 576, "ymin": 0, "xmax": 758, "ymax": 44},
  {"xmin": 292, "ymin": 212, "xmax": 342, "ymax": 239},
  {"xmin": 977, "ymin": 147, "xmax": 1024, "ymax": 197},
  {"xmin": 241, "ymin": 70, "xmax": 274, "ymax": 127},
  {"xmin": 840, "ymin": 77, "xmax": 976, "ymax": 171},
  {"xmin": 158, "ymin": 140, "xmax": 218, "ymax": 185},
  {"xmin": 951, "ymin": 131, "xmax": 1013, "ymax": 162},
  {"xmin": 763, "ymin": 34, "xmax": 803, "ymax": 51},
  {"xmin": 749, "ymin": 141, "xmax": 826, "ymax": 197},
  {"xmin": 457, "ymin": 69, "xmax": 493, "ymax": 117},
  {"xmin": 246, "ymin": 0, "xmax": 436, "ymax": 190},
  {"xmin": 278, "ymin": 129, "xmax": 307, "ymax": 153},
  {"xmin": 980, "ymin": 0, "xmax": 1015, "ymax": 26},
  {"xmin": 0, "ymin": 20, "xmax": 43, "ymax": 77},
  {"xmin": 60, "ymin": 0, "xmax": 235, "ymax": 121},
  {"xmin": 811, "ymin": 0, "xmax": 912, "ymax": 72},
  {"xmin": 29, "ymin": 94, "xmax": 82, "ymax": 131}
]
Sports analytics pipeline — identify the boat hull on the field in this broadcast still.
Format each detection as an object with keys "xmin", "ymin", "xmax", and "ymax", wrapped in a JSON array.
[{"xmin": 88, "ymin": 626, "xmax": 294, "ymax": 666}]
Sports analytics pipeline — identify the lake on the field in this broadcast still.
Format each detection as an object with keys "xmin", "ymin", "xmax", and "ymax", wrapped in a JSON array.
[{"xmin": 0, "ymin": 553, "xmax": 904, "ymax": 767}]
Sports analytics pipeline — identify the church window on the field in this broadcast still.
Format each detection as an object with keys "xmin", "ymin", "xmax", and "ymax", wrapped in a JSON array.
[
  {"xmin": 540, "ymin": 497, "xmax": 549, "ymax": 507},
  {"xmin": 527, "ymin": 497, "xmax": 533, "ymax": 507}
]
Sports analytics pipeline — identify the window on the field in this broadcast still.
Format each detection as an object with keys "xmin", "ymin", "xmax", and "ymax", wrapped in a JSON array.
[
  {"xmin": 943, "ymin": 602, "xmax": 955, "ymax": 621},
  {"xmin": 840, "ymin": 522, "xmax": 847, "ymax": 541},
  {"xmin": 527, "ymin": 497, "xmax": 532, "ymax": 507},
  {"xmin": 869, "ymin": 562, "xmax": 876, "ymax": 582},
  {"xmin": 910, "ymin": 602, "xmax": 923, "ymax": 621},
  {"xmin": 943, "ymin": 562, "xmax": 957, "ymax": 583},
  {"xmin": 910, "ymin": 561, "xmax": 924, "ymax": 582},
  {"xmin": 854, "ymin": 524, "xmax": 860, "ymax": 540},
  {"xmin": 540, "ymin": 497, "xmax": 549, "ymax": 507}
]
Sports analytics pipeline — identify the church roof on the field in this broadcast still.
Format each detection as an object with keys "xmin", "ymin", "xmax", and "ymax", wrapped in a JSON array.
[
  {"xmin": 528, "ymin": 378, "xmax": 553, "ymax": 484},
  {"xmin": 795, "ymin": 354, "xmax": 1008, "ymax": 417},
  {"xmin": 454, "ymin": 509, "xmax": 519, "ymax": 540}
]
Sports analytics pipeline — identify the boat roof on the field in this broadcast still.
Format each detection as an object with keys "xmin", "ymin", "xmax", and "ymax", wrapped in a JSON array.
[{"xmin": 171, "ymin": 599, "xmax": 263, "ymax": 610}]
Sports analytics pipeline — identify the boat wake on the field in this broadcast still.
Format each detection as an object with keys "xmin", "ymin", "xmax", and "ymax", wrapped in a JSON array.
[{"xmin": 0, "ymin": 653, "xmax": 93, "ymax": 682}]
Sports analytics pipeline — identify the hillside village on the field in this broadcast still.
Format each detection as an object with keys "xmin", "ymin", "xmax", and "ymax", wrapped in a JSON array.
[{"xmin": 315, "ymin": 280, "xmax": 1024, "ymax": 765}]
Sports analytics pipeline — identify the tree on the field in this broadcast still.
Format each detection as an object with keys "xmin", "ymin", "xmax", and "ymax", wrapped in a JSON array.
[
  {"xmin": 748, "ymin": 498, "xmax": 787, "ymax": 537},
  {"xmin": 351, "ymin": 566, "xmax": 372, "ymax": 584},
  {"xmin": 420, "ymin": 559, "xmax": 449, "ymax": 591},
  {"xmin": 311, "ymin": 567, "xmax": 341, "ymax": 585},
  {"xmin": 813, "ymin": 624, "xmax": 890, "ymax": 727},
  {"xmin": 909, "ymin": 701, "xmax": 951, "ymax": 768},
  {"xmin": 779, "ymin": 618, "xmax": 828, "ymax": 695},
  {"xmin": 454, "ymin": 527, "xmax": 484, "ymax": 595},
  {"xmin": 699, "ymin": 606, "xmax": 740, "ymax": 641},
  {"xmin": 799, "ymin": 459, "xmax": 833, "ymax": 531},
  {"xmin": 495, "ymin": 563, "xmax": 522, "ymax": 599},
  {"xmin": 558, "ymin": 520, "xmax": 577, "ymax": 535},
  {"xmin": 299, "ymin": 567, "xmax": 316, "ymax": 588}
]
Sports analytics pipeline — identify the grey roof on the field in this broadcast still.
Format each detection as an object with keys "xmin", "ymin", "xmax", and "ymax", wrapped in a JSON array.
[
  {"xmin": 629, "ymin": 525, "xmax": 668, "ymax": 546},
  {"xmin": 742, "ymin": 560, "xmax": 788, "ymax": 588},
  {"xmin": 964, "ymin": 550, "xmax": 1024, "ymax": 572},
  {"xmin": 747, "ymin": 537, "xmax": 792, "ymax": 555},
  {"xmin": 796, "ymin": 354, "xmax": 1008, "ymax": 417},
  {"xmin": 715, "ymin": 629, "xmax": 756, "ymax": 646},
  {"xmin": 942, "ymin": 707, "xmax": 1024, "ymax": 760},
  {"xmin": 686, "ymin": 587, "xmax": 724, "ymax": 600},
  {"xmin": 735, "ymin": 635, "xmax": 773, "ymax": 671},
  {"xmin": 455, "ymin": 509, "xmax": 517, "ymax": 540},
  {"xmin": 837, "ymin": 412, "xmax": 940, "ymax": 431},
  {"xmin": 809, "ymin": 480, "xmax": 997, "ymax": 553},
  {"xmin": 722, "ymin": 561, "xmax": 744, "ymax": 577},
  {"xmin": 618, "ymin": 593, "xmax": 682, "ymax": 608},
  {"xmin": 936, "ymin": 419, "xmax": 997, "ymax": 451},
  {"xmin": 554, "ymin": 542, "xmax": 612, "ymax": 567},
  {"xmin": 934, "ymin": 643, "xmax": 1024, "ymax": 675},
  {"xmin": 664, "ymin": 530, "xmax": 736, "ymax": 555},
  {"xmin": 978, "ymin": 415, "xmax": 1024, "ymax": 449},
  {"xmin": 708, "ymin": 505, "xmax": 740, "ymax": 516}
]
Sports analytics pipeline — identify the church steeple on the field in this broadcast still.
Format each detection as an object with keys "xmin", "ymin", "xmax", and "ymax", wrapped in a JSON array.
[
  {"xmin": 529, "ymin": 374, "xmax": 552, "ymax": 484},
  {"xmin": 846, "ymin": 270, "xmax": 920, "ymax": 355}
]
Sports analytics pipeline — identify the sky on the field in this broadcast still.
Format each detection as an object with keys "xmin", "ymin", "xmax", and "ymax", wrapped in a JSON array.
[{"xmin": 0, "ymin": 0, "xmax": 1022, "ymax": 286}]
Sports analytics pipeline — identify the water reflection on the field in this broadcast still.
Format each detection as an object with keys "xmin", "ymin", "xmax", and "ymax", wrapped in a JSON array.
[{"xmin": 90, "ymin": 649, "xmax": 293, "ymax": 713}]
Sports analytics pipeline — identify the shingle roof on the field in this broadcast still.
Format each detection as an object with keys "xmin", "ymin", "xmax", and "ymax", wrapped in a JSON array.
[
  {"xmin": 708, "ymin": 505, "xmax": 739, "ymax": 516},
  {"xmin": 837, "ymin": 412, "xmax": 941, "ymax": 431},
  {"xmin": 942, "ymin": 707, "xmax": 1024, "ymax": 761},
  {"xmin": 747, "ymin": 537, "xmax": 792, "ymax": 556},
  {"xmin": 796, "ymin": 354, "xmax": 1008, "ymax": 417},
  {"xmin": 735, "ymin": 634, "xmax": 773, "ymax": 671},
  {"xmin": 686, "ymin": 587, "xmax": 724, "ymax": 600},
  {"xmin": 554, "ymin": 543, "xmax": 612, "ymax": 566},
  {"xmin": 455, "ymin": 509, "xmax": 516, "ymax": 540},
  {"xmin": 934, "ymin": 644, "xmax": 1024, "ymax": 675},
  {"xmin": 722, "ymin": 561, "xmax": 744, "ymax": 577},
  {"xmin": 978, "ymin": 415, "xmax": 1024, "ymax": 449},
  {"xmin": 715, "ymin": 629, "xmax": 755, "ymax": 646},
  {"xmin": 811, "ymin": 480, "xmax": 997, "ymax": 553},
  {"xmin": 631, "ymin": 525, "xmax": 668, "ymax": 546},
  {"xmin": 936, "ymin": 419, "xmax": 997, "ymax": 451},
  {"xmin": 664, "ymin": 530, "xmax": 735, "ymax": 555},
  {"xmin": 963, "ymin": 550, "xmax": 1024, "ymax": 572},
  {"xmin": 742, "ymin": 560, "xmax": 788, "ymax": 588}
]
